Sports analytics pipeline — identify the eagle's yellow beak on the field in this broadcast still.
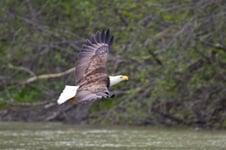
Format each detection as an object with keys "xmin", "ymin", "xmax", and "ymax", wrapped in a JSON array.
[{"xmin": 122, "ymin": 75, "xmax": 129, "ymax": 81}]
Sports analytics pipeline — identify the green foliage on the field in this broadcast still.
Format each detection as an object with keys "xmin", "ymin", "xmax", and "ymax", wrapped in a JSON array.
[
  {"xmin": 0, "ymin": 86, "xmax": 41, "ymax": 103},
  {"xmin": 14, "ymin": 87, "xmax": 41, "ymax": 103},
  {"xmin": 0, "ymin": 0, "xmax": 226, "ymax": 127}
]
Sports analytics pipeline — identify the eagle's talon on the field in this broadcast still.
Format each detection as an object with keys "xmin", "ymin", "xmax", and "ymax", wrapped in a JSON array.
[{"xmin": 110, "ymin": 93, "xmax": 115, "ymax": 98}]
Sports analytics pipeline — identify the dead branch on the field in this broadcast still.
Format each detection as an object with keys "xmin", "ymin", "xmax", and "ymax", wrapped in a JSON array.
[
  {"xmin": 20, "ymin": 67, "xmax": 75, "ymax": 84},
  {"xmin": 8, "ymin": 64, "xmax": 35, "ymax": 76},
  {"xmin": 1, "ymin": 66, "xmax": 75, "ymax": 88}
]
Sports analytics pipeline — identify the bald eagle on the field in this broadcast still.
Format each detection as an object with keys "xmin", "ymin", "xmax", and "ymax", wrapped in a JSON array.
[{"xmin": 57, "ymin": 29, "xmax": 128, "ymax": 105}]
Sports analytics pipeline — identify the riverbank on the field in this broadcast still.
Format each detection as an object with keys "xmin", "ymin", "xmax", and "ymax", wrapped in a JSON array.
[{"xmin": 0, "ymin": 101, "xmax": 225, "ymax": 130}]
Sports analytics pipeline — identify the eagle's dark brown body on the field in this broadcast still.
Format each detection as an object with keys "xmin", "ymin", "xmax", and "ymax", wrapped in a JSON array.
[{"xmin": 75, "ymin": 30, "xmax": 113, "ymax": 103}]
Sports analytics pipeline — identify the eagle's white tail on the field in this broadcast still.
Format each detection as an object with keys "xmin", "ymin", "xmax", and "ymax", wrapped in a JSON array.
[{"xmin": 57, "ymin": 85, "xmax": 79, "ymax": 105}]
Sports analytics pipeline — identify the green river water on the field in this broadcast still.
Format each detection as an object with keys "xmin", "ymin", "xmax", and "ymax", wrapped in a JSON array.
[{"xmin": 0, "ymin": 122, "xmax": 225, "ymax": 150}]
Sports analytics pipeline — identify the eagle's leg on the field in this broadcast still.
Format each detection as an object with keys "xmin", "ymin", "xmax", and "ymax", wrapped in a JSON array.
[
  {"xmin": 104, "ymin": 91, "xmax": 115, "ymax": 98},
  {"xmin": 103, "ymin": 92, "xmax": 115, "ymax": 98},
  {"xmin": 109, "ymin": 92, "xmax": 115, "ymax": 98},
  {"xmin": 94, "ymin": 91, "xmax": 113, "ymax": 99},
  {"xmin": 95, "ymin": 91, "xmax": 109, "ymax": 99}
]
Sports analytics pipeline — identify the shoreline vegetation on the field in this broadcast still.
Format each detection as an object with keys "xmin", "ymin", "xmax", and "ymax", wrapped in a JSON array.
[{"xmin": 0, "ymin": 0, "xmax": 226, "ymax": 128}]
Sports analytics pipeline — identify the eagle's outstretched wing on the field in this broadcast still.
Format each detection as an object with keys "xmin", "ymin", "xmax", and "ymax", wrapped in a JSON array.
[{"xmin": 75, "ymin": 29, "xmax": 114, "ymax": 103}]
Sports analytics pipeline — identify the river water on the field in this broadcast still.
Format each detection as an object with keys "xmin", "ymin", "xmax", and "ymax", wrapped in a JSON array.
[{"xmin": 0, "ymin": 122, "xmax": 225, "ymax": 150}]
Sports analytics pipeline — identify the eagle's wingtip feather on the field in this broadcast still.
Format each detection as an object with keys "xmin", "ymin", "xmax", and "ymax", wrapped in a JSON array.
[{"xmin": 84, "ymin": 29, "xmax": 113, "ymax": 47}]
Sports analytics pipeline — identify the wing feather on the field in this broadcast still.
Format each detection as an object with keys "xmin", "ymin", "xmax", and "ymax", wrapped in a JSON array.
[{"xmin": 75, "ymin": 29, "xmax": 114, "ymax": 103}]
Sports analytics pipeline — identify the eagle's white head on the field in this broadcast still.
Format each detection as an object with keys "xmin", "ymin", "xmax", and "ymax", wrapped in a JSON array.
[{"xmin": 109, "ymin": 75, "xmax": 128, "ymax": 87}]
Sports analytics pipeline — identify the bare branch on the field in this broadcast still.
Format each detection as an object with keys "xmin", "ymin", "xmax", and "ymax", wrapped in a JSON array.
[
  {"xmin": 20, "ymin": 67, "xmax": 75, "ymax": 85},
  {"xmin": 8, "ymin": 64, "xmax": 35, "ymax": 76}
]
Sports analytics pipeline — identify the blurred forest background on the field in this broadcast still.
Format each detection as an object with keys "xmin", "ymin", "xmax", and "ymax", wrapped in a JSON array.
[{"xmin": 0, "ymin": 0, "xmax": 226, "ymax": 128}]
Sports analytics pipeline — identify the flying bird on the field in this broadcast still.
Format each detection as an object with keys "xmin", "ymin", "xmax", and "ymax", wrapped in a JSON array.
[{"xmin": 57, "ymin": 29, "xmax": 128, "ymax": 105}]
